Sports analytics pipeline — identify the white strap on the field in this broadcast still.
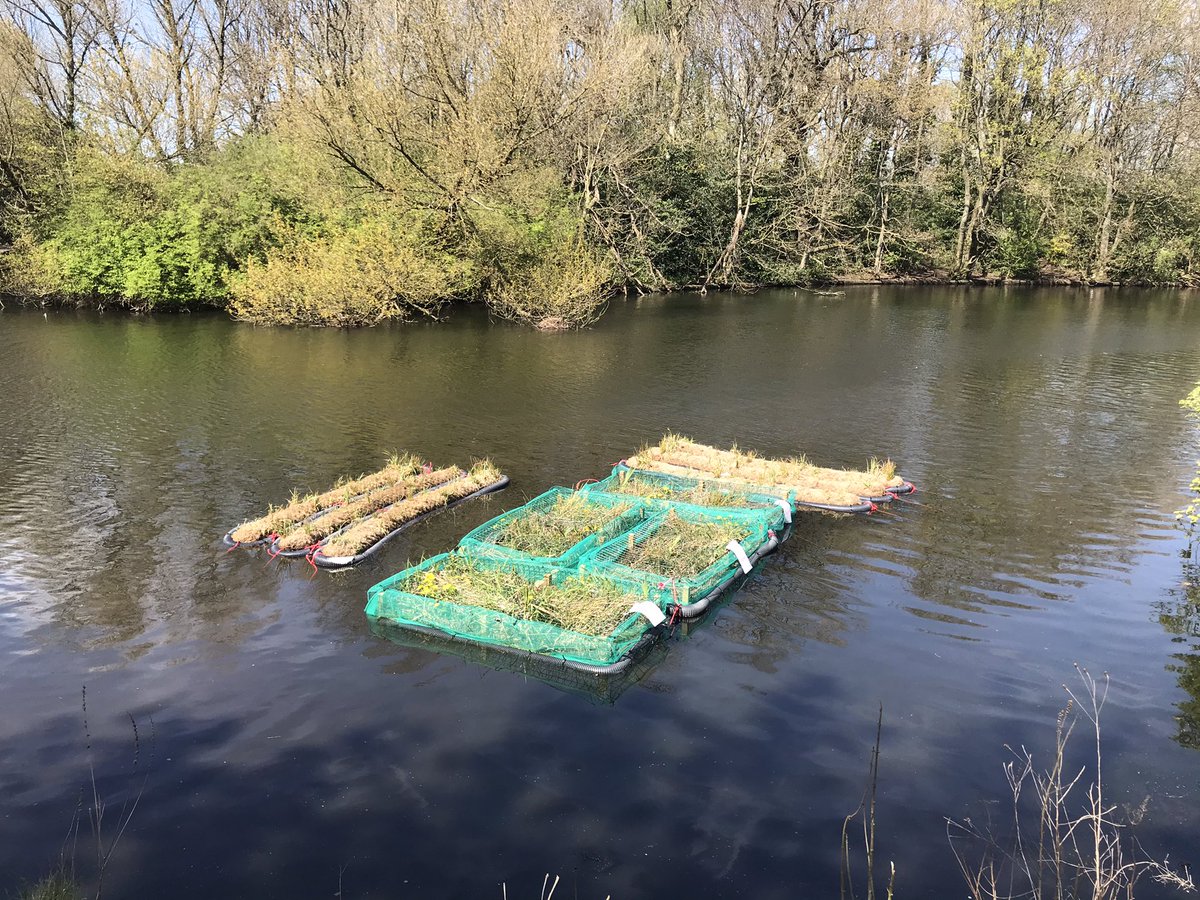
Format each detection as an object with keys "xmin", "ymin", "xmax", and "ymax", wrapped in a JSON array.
[
  {"xmin": 629, "ymin": 600, "xmax": 666, "ymax": 626},
  {"xmin": 773, "ymin": 498, "xmax": 792, "ymax": 524},
  {"xmin": 727, "ymin": 539, "xmax": 753, "ymax": 574}
]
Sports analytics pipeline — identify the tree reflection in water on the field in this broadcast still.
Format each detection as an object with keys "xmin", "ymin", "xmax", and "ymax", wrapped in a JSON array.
[{"xmin": 1159, "ymin": 553, "xmax": 1200, "ymax": 750}]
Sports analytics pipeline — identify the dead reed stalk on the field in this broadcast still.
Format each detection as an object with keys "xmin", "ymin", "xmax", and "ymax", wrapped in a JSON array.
[{"xmin": 947, "ymin": 665, "xmax": 1194, "ymax": 900}]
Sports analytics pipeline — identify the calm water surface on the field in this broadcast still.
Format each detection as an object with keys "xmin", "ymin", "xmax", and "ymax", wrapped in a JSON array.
[{"xmin": 1, "ymin": 286, "xmax": 1198, "ymax": 898}]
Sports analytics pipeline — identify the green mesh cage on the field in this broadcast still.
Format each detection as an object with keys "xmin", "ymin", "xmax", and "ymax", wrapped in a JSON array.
[
  {"xmin": 584, "ymin": 465, "xmax": 793, "ymax": 531},
  {"xmin": 365, "ymin": 552, "xmax": 672, "ymax": 667},
  {"xmin": 579, "ymin": 506, "xmax": 774, "ymax": 607},
  {"xmin": 457, "ymin": 487, "xmax": 649, "ymax": 568}
]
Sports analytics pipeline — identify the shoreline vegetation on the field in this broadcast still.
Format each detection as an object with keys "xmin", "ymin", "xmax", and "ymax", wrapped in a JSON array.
[{"xmin": 0, "ymin": 0, "xmax": 1198, "ymax": 329}]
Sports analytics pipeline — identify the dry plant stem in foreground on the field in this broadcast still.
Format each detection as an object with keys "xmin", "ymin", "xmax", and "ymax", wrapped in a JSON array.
[
  {"xmin": 275, "ymin": 466, "xmax": 463, "ymax": 551},
  {"xmin": 401, "ymin": 555, "xmax": 638, "ymax": 636},
  {"xmin": 947, "ymin": 665, "xmax": 1194, "ymax": 900},
  {"xmin": 230, "ymin": 455, "xmax": 422, "ymax": 542},
  {"xmin": 841, "ymin": 706, "xmax": 896, "ymax": 900},
  {"xmin": 500, "ymin": 874, "xmax": 611, "ymax": 900},
  {"xmin": 320, "ymin": 462, "xmax": 502, "ymax": 558}
]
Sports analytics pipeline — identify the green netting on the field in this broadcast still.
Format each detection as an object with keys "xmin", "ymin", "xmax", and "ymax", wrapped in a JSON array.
[
  {"xmin": 365, "ymin": 552, "xmax": 673, "ymax": 667},
  {"xmin": 579, "ymin": 506, "xmax": 773, "ymax": 607},
  {"xmin": 584, "ymin": 465, "xmax": 792, "ymax": 531},
  {"xmin": 457, "ymin": 487, "xmax": 649, "ymax": 567}
]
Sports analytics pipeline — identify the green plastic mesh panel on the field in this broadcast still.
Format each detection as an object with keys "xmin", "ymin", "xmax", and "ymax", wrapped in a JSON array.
[
  {"xmin": 365, "ymin": 552, "xmax": 672, "ymax": 667},
  {"xmin": 457, "ymin": 487, "xmax": 649, "ymax": 568},
  {"xmin": 584, "ymin": 466, "xmax": 792, "ymax": 531},
  {"xmin": 579, "ymin": 506, "xmax": 773, "ymax": 607}
]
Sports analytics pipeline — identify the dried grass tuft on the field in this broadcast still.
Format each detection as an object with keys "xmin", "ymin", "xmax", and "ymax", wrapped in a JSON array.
[
  {"xmin": 401, "ymin": 555, "xmax": 637, "ymax": 636},
  {"xmin": 618, "ymin": 511, "xmax": 746, "ymax": 580},
  {"xmin": 612, "ymin": 470, "xmax": 758, "ymax": 508},
  {"xmin": 320, "ymin": 461, "xmax": 503, "ymax": 558},
  {"xmin": 229, "ymin": 454, "xmax": 423, "ymax": 542},
  {"xmin": 490, "ymin": 493, "xmax": 632, "ymax": 557},
  {"xmin": 631, "ymin": 436, "xmax": 905, "ymax": 505},
  {"xmin": 275, "ymin": 466, "xmax": 464, "ymax": 551}
]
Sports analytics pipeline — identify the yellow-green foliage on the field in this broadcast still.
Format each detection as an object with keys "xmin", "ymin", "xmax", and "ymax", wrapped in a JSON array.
[
  {"xmin": 229, "ymin": 216, "xmax": 474, "ymax": 326},
  {"xmin": 1178, "ymin": 381, "xmax": 1200, "ymax": 533},
  {"xmin": 0, "ymin": 138, "xmax": 334, "ymax": 309},
  {"xmin": 17, "ymin": 869, "xmax": 79, "ymax": 900},
  {"xmin": 0, "ymin": 234, "xmax": 63, "ymax": 299},
  {"xmin": 1182, "ymin": 383, "xmax": 1200, "ymax": 415},
  {"xmin": 486, "ymin": 236, "xmax": 613, "ymax": 329}
]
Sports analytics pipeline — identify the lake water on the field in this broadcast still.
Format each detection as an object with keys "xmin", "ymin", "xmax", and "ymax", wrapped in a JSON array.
[{"xmin": 2, "ymin": 286, "xmax": 1198, "ymax": 898}]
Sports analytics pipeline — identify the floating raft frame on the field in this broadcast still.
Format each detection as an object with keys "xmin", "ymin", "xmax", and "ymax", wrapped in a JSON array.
[
  {"xmin": 222, "ymin": 456, "xmax": 426, "ymax": 547},
  {"xmin": 367, "ymin": 617, "xmax": 666, "ymax": 704},
  {"xmin": 365, "ymin": 434, "xmax": 914, "ymax": 683},
  {"xmin": 223, "ymin": 458, "xmax": 508, "ymax": 570},
  {"xmin": 367, "ymin": 491, "xmax": 787, "ymax": 672},
  {"xmin": 313, "ymin": 476, "xmax": 509, "ymax": 569},
  {"xmin": 583, "ymin": 465, "xmax": 794, "ymax": 531},
  {"xmin": 458, "ymin": 487, "xmax": 651, "ymax": 568},
  {"xmin": 366, "ymin": 551, "xmax": 674, "ymax": 674},
  {"xmin": 624, "ymin": 436, "xmax": 914, "ymax": 514}
]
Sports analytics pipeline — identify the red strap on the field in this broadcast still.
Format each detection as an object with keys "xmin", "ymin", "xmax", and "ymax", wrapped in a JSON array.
[
  {"xmin": 305, "ymin": 543, "xmax": 321, "ymax": 578},
  {"xmin": 225, "ymin": 541, "xmax": 241, "ymax": 553}
]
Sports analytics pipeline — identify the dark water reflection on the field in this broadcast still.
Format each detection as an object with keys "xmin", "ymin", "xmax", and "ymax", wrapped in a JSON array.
[{"xmin": 2, "ymin": 286, "xmax": 1198, "ymax": 898}]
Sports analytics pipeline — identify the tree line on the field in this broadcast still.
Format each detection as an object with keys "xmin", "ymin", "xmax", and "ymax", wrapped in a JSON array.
[{"xmin": 1, "ymin": 0, "xmax": 1197, "ymax": 326}]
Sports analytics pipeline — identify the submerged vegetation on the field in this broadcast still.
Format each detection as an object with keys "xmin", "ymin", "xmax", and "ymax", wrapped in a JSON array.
[
  {"xmin": 1, "ymin": 0, "xmax": 1199, "ymax": 327},
  {"xmin": 15, "ymin": 870, "xmax": 78, "ymax": 900},
  {"xmin": 400, "ymin": 554, "xmax": 638, "ymax": 636}
]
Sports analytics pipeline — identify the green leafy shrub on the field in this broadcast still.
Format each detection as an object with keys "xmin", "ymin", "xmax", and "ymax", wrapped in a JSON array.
[
  {"xmin": 2, "ymin": 137, "xmax": 332, "ymax": 309},
  {"xmin": 991, "ymin": 222, "xmax": 1046, "ymax": 279},
  {"xmin": 485, "ymin": 235, "xmax": 613, "ymax": 329},
  {"xmin": 469, "ymin": 177, "xmax": 614, "ymax": 328},
  {"xmin": 229, "ymin": 216, "xmax": 474, "ymax": 326}
]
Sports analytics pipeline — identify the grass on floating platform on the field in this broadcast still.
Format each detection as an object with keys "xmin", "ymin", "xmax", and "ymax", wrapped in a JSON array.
[
  {"xmin": 229, "ymin": 453, "xmax": 423, "ymax": 543},
  {"xmin": 401, "ymin": 554, "xmax": 637, "ymax": 636},
  {"xmin": 320, "ymin": 461, "xmax": 503, "ymax": 559},
  {"xmin": 491, "ymin": 493, "xmax": 632, "ymax": 557},
  {"xmin": 275, "ymin": 466, "xmax": 464, "ymax": 551},
  {"xmin": 630, "ymin": 434, "xmax": 904, "ymax": 504},
  {"xmin": 613, "ymin": 471, "xmax": 759, "ymax": 508},
  {"xmin": 618, "ymin": 511, "xmax": 747, "ymax": 581}
]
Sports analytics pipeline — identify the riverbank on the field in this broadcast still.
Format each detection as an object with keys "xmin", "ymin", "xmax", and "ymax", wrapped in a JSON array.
[{"xmin": 4, "ymin": 273, "xmax": 1194, "ymax": 332}]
